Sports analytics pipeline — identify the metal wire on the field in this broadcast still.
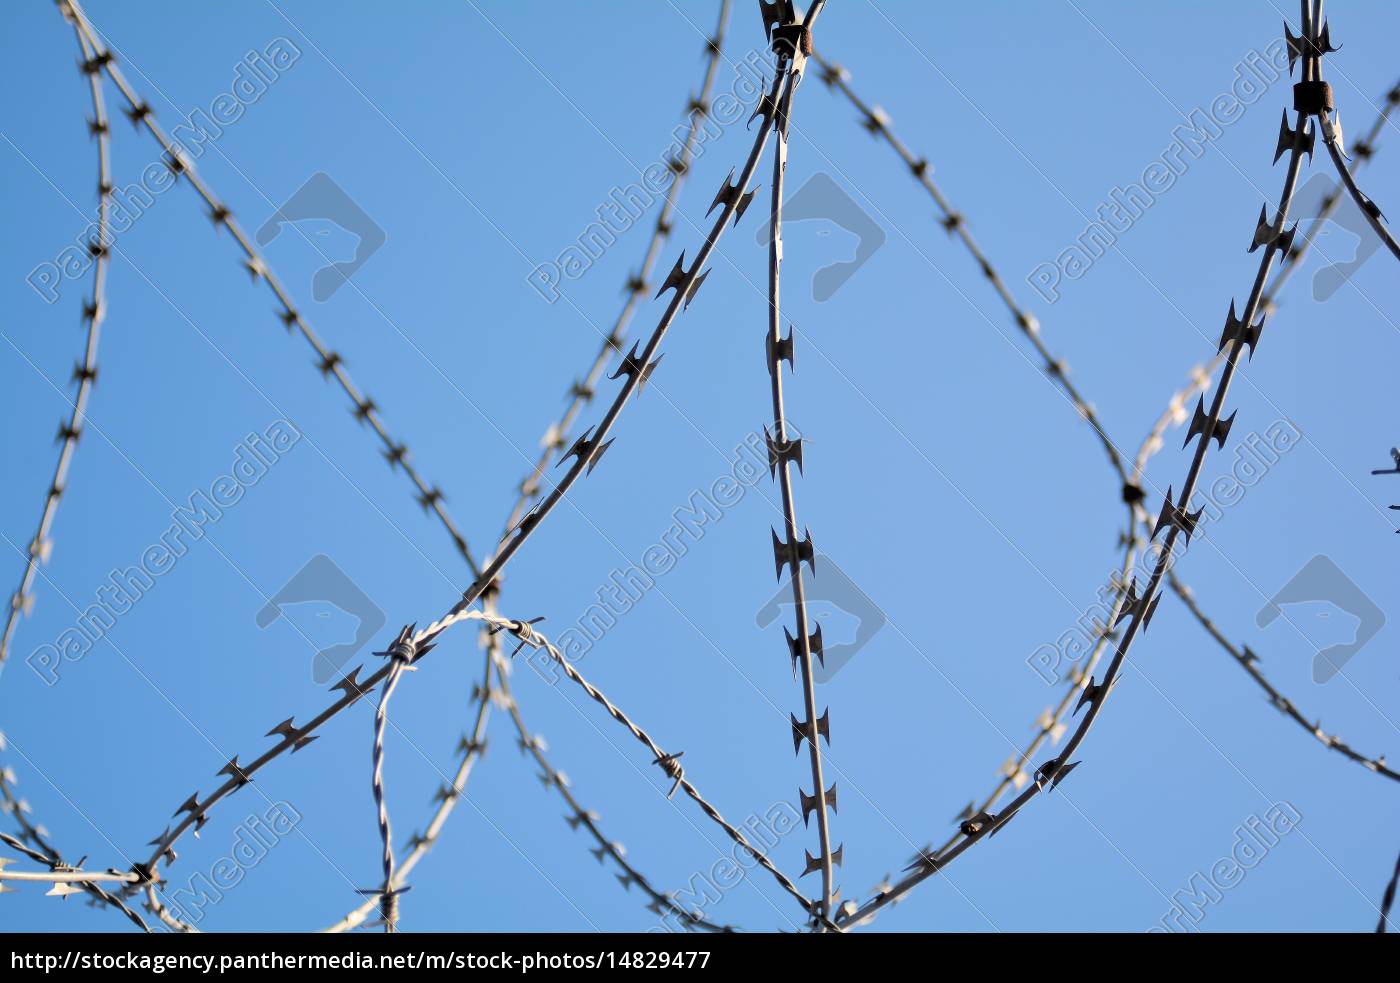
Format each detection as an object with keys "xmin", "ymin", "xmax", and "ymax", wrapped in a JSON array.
[
  {"xmin": 810, "ymin": 49, "xmax": 1130, "ymax": 489},
  {"xmin": 62, "ymin": 0, "xmax": 485, "ymax": 583},
  {"xmin": 839, "ymin": 8, "xmax": 1323, "ymax": 925},
  {"xmin": 0, "ymin": 3, "xmax": 153, "ymax": 934}
]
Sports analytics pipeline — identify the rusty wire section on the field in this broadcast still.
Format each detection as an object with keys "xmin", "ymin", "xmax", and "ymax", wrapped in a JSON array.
[
  {"xmin": 1296, "ymin": 6, "xmax": 1400, "ymax": 267},
  {"xmin": 838, "ymin": 5, "xmax": 1327, "ymax": 926},
  {"xmin": 0, "ymin": 3, "xmax": 152, "ymax": 933}
]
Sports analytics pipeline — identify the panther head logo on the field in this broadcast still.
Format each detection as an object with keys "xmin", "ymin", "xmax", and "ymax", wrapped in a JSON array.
[
  {"xmin": 256, "ymin": 172, "xmax": 386, "ymax": 302},
  {"xmin": 256, "ymin": 554, "xmax": 386, "ymax": 682},
  {"xmin": 1256, "ymin": 554, "xmax": 1385, "ymax": 683},
  {"xmin": 1290, "ymin": 171, "xmax": 1383, "ymax": 302},
  {"xmin": 755, "ymin": 172, "xmax": 885, "ymax": 302},
  {"xmin": 755, "ymin": 553, "xmax": 885, "ymax": 682}
]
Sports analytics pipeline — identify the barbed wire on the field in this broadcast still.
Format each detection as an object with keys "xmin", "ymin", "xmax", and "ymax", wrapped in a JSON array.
[
  {"xmin": 482, "ymin": 612, "xmax": 832, "ymax": 928},
  {"xmin": 46, "ymin": 0, "xmax": 775, "ymax": 933},
  {"xmin": 366, "ymin": 630, "xmax": 415, "ymax": 933},
  {"xmin": 828, "ymin": 52, "xmax": 1395, "ymax": 928},
  {"xmin": 838, "ymin": 3, "xmax": 1326, "ymax": 926},
  {"xmin": 320, "ymin": 643, "xmax": 496, "ymax": 933},
  {"xmin": 1144, "ymin": 65, "xmax": 1400, "ymax": 786},
  {"xmin": 10, "ymin": 0, "xmax": 1395, "ymax": 935},
  {"xmin": 0, "ymin": 830, "xmax": 150, "ymax": 930},
  {"xmin": 324, "ymin": 0, "xmax": 756, "ymax": 933},
  {"xmin": 494, "ymin": 661, "xmax": 734, "ymax": 933},
  {"xmin": 115, "ymin": 54, "xmax": 797, "ymax": 924}
]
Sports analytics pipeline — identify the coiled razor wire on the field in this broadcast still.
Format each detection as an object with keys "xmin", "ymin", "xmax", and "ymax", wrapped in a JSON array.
[{"xmin": 3, "ymin": 0, "xmax": 1395, "ymax": 933}]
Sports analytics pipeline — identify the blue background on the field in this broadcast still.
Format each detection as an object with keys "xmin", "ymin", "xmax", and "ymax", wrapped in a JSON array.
[{"xmin": 1, "ymin": 0, "xmax": 1397, "ymax": 932}]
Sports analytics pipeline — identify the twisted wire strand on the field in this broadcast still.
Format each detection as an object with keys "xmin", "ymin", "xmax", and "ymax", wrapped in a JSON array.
[
  {"xmin": 758, "ymin": 0, "xmax": 835, "ymax": 926},
  {"xmin": 368, "ymin": 652, "xmax": 409, "ymax": 932},
  {"xmin": 60, "ymin": 0, "xmax": 772, "ymax": 925},
  {"xmin": 320, "ymin": 644, "xmax": 495, "ymax": 933},
  {"xmin": 326, "ymin": 1, "xmax": 752, "ymax": 932},
  {"xmin": 0, "ymin": 5, "xmax": 151, "ymax": 934},
  {"xmin": 493, "ymin": 659, "xmax": 734, "ymax": 933},
  {"xmin": 839, "ymin": 8, "xmax": 1322, "ymax": 925},
  {"xmin": 61, "ymin": 0, "xmax": 483, "ymax": 582},
  {"xmin": 810, "ymin": 49, "xmax": 1130, "ymax": 489},
  {"xmin": 0, "ymin": 829, "xmax": 150, "ymax": 929},
  {"xmin": 123, "ymin": 53, "xmax": 800, "ymax": 929},
  {"xmin": 147, "ymin": 62, "xmax": 793, "ymax": 895},
  {"xmin": 496, "ymin": 0, "xmax": 732, "ymax": 544},
  {"xmin": 485, "ymin": 613, "xmax": 830, "ymax": 927},
  {"xmin": 251, "ymin": 52, "xmax": 793, "ymax": 917}
]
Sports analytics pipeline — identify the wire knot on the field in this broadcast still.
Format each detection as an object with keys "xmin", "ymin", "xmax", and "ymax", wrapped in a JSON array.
[
  {"xmin": 652, "ymin": 751, "xmax": 686, "ymax": 799},
  {"xmin": 489, "ymin": 616, "xmax": 546, "ymax": 658},
  {"xmin": 378, "ymin": 624, "xmax": 429, "ymax": 665}
]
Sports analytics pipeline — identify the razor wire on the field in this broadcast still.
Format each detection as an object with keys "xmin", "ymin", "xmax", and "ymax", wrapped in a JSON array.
[
  {"xmin": 755, "ymin": 0, "xmax": 836, "ymax": 927},
  {"xmin": 1291, "ymin": 9, "xmax": 1400, "ymax": 267},
  {"xmin": 47, "ymin": 0, "xmax": 773, "ymax": 932},
  {"xmin": 495, "ymin": 0, "xmax": 733, "ymax": 549},
  {"xmin": 837, "ymin": 1, "xmax": 1328, "ymax": 926},
  {"xmin": 840, "ymin": 55, "xmax": 1400, "ymax": 922},
  {"xmin": 0, "ymin": 3, "xmax": 153, "ymax": 933},
  {"xmin": 5, "ymin": 0, "xmax": 1395, "ymax": 935},
  {"xmin": 110, "ymin": 37, "xmax": 799, "ymax": 922},
  {"xmin": 61, "ymin": 0, "xmax": 485, "ymax": 584}
]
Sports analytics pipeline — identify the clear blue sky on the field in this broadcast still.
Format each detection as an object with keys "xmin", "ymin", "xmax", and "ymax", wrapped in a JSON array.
[{"xmin": 1, "ymin": 1, "xmax": 1397, "ymax": 933}]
